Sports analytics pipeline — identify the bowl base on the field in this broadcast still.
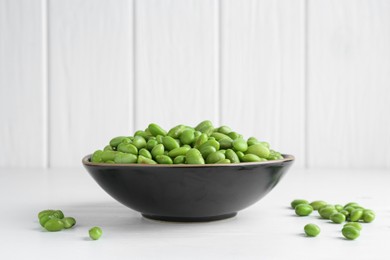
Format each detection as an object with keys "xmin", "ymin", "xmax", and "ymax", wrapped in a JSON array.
[{"xmin": 142, "ymin": 212, "xmax": 237, "ymax": 222}]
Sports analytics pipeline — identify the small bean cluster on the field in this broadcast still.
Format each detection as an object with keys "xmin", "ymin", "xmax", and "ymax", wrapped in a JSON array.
[
  {"xmin": 38, "ymin": 209, "xmax": 102, "ymax": 240},
  {"xmin": 291, "ymin": 199, "xmax": 376, "ymax": 240},
  {"xmin": 38, "ymin": 209, "xmax": 76, "ymax": 232},
  {"xmin": 90, "ymin": 120, "xmax": 283, "ymax": 165}
]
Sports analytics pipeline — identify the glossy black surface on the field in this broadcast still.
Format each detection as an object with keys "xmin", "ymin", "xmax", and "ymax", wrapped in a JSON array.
[{"xmin": 82, "ymin": 155, "xmax": 294, "ymax": 222}]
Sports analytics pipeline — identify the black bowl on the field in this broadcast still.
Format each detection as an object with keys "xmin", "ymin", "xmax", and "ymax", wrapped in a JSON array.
[{"xmin": 82, "ymin": 154, "xmax": 294, "ymax": 222}]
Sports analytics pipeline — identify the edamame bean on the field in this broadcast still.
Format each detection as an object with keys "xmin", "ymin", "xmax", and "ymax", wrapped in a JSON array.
[
  {"xmin": 344, "ymin": 222, "xmax": 362, "ymax": 231},
  {"xmin": 103, "ymin": 145, "xmax": 113, "ymax": 151},
  {"xmin": 344, "ymin": 206, "xmax": 355, "ymax": 214},
  {"xmin": 101, "ymin": 151, "xmax": 118, "ymax": 162},
  {"xmin": 139, "ymin": 148, "xmax": 152, "ymax": 159},
  {"xmin": 106, "ymin": 160, "xmax": 115, "ymax": 164},
  {"xmin": 52, "ymin": 210, "xmax": 64, "ymax": 219},
  {"xmin": 291, "ymin": 199, "xmax": 309, "ymax": 209},
  {"xmin": 156, "ymin": 155, "xmax": 173, "ymax": 164},
  {"xmin": 39, "ymin": 215, "xmax": 54, "ymax": 227},
  {"xmin": 91, "ymin": 150, "xmax": 103, "ymax": 163},
  {"xmin": 211, "ymin": 132, "xmax": 231, "ymax": 141},
  {"xmin": 114, "ymin": 153, "xmax": 137, "ymax": 164},
  {"xmin": 151, "ymin": 144, "xmax": 165, "ymax": 158},
  {"xmin": 137, "ymin": 155, "xmax": 157, "ymax": 164},
  {"xmin": 168, "ymin": 147, "xmax": 191, "ymax": 158},
  {"xmin": 340, "ymin": 210, "xmax": 349, "ymax": 217},
  {"xmin": 217, "ymin": 126, "xmax": 232, "ymax": 135},
  {"xmin": 246, "ymin": 143, "xmax": 270, "ymax": 159},
  {"xmin": 62, "ymin": 217, "xmax": 76, "ymax": 229},
  {"xmin": 350, "ymin": 209, "xmax": 363, "ymax": 222},
  {"xmin": 167, "ymin": 125, "xmax": 187, "ymax": 138},
  {"xmin": 117, "ymin": 143, "xmax": 138, "ymax": 155},
  {"xmin": 319, "ymin": 206, "xmax": 338, "ymax": 219},
  {"xmin": 342, "ymin": 226, "xmax": 360, "ymax": 240},
  {"xmin": 232, "ymin": 138, "xmax": 248, "ymax": 152},
  {"xmin": 335, "ymin": 204, "xmax": 343, "ymax": 212},
  {"xmin": 330, "ymin": 212, "xmax": 346, "ymax": 224},
  {"xmin": 344, "ymin": 202, "xmax": 360, "ymax": 208},
  {"xmin": 38, "ymin": 210, "xmax": 54, "ymax": 219},
  {"xmin": 309, "ymin": 200, "xmax": 327, "ymax": 210},
  {"xmin": 194, "ymin": 133, "xmax": 208, "ymax": 148},
  {"xmin": 156, "ymin": 135, "xmax": 163, "ymax": 144},
  {"xmin": 206, "ymin": 151, "xmax": 225, "ymax": 164},
  {"xmin": 146, "ymin": 139, "xmax": 158, "ymax": 151},
  {"xmin": 225, "ymin": 149, "xmax": 240, "ymax": 163},
  {"xmin": 304, "ymin": 224, "xmax": 320, "ymax": 237},
  {"xmin": 247, "ymin": 137, "xmax": 260, "ymax": 146},
  {"xmin": 216, "ymin": 159, "xmax": 231, "ymax": 164},
  {"xmin": 180, "ymin": 129, "xmax": 195, "ymax": 145},
  {"xmin": 109, "ymin": 136, "xmax": 127, "ymax": 148},
  {"xmin": 227, "ymin": 131, "xmax": 242, "ymax": 140},
  {"xmin": 132, "ymin": 136, "xmax": 147, "ymax": 149},
  {"xmin": 186, "ymin": 149, "xmax": 205, "ymax": 164},
  {"xmin": 148, "ymin": 123, "xmax": 167, "ymax": 136},
  {"xmin": 236, "ymin": 151, "xmax": 244, "ymax": 161},
  {"xmin": 44, "ymin": 219, "xmax": 65, "ymax": 232},
  {"xmin": 89, "ymin": 227, "xmax": 102, "ymax": 240},
  {"xmin": 295, "ymin": 204, "xmax": 313, "ymax": 216},
  {"xmin": 198, "ymin": 139, "xmax": 220, "ymax": 151},
  {"xmin": 195, "ymin": 120, "xmax": 213, "ymax": 133},
  {"xmin": 241, "ymin": 154, "xmax": 266, "ymax": 162},
  {"xmin": 134, "ymin": 130, "xmax": 152, "ymax": 140},
  {"xmin": 199, "ymin": 145, "xmax": 217, "ymax": 159},
  {"xmin": 219, "ymin": 138, "xmax": 233, "ymax": 149},
  {"xmin": 362, "ymin": 210, "xmax": 375, "ymax": 223},
  {"xmin": 162, "ymin": 136, "xmax": 180, "ymax": 151},
  {"xmin": 173, "ymin": 155, "xmax": 186, "ymax": 164}
]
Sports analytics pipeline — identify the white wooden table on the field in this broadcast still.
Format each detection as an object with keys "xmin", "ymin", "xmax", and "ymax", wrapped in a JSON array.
[{"xmin": 1, "ymin": 167, "xmax": 389, "ymax": 260}]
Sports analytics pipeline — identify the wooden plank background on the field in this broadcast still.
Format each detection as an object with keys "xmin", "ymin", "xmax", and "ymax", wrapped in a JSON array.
[{"xmin": 0, "ymin": 0, "xmax": 389, "ymax": 168}]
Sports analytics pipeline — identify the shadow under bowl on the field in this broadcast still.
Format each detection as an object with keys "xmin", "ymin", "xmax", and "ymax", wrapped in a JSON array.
[{"xmin": 82, "ymin": 154, "xmax": 294, "ymax": 222}]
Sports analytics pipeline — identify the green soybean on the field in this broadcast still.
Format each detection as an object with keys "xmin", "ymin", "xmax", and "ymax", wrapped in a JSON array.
[
  {"xmin": 217, "ymin": 126, "xmax": 232, "ymax": 135},
  {"xmin": 199, "ymin": 145, "xmax": 217, "ymax": 159},
  {"xmin": 168, "ymin": 146, "xmax": 191, "ymax": 158},
  {"xmin": 319, "ymin": 206, "xmax": 338, "ymax": 219},
  {"xmin": 247, "ymin": 137, "xmax": 260, "ymax": 146},
  {"xmin": 162, "ymin": 136, "xmax": 180, "ymax": 151},
  {"xmin": 194, "ymin": 133, "xmax": 208, "ymax": 148},
  {"xmin": 295, "ymin": 204, "xmax": 313, "ymax": 216},
  {"xmin": 236, "ymin": 151, "xmax": 244, "ymax": 161},
  {"xmin": 180, "ymin": 129, "xmax": 195, "ymax": 145},
  {"xmin": 362, "ymin": 210, "xmax": 375, "ymax": 223},
  {"xmin": 304, "ymin": 224, "xmax": 320, "ymax": 237},
  {"xmin": 246, "ymin": 143, "xmax": 270, "ymax": 158},
  {"xmin": 167, "ymin": 125, "xmax": 187, "ymax": 138},
  {"xmin": 137, "ymin": 155, "xmax": 157, "ymax": 164},
  {"xmin": 350, "ymin": 209, "xmax": 364, "ymax": 222},
  {"xmin": 146, "ymin": 139, "xmax": 158, "ymax": 151},
  {"xmin": 309, "ymin": 200, "xmax": 327, "ymax": 210},
  {"xmin": 91, "ymin": 150, "xmax": 103, "ymax": 163},
  {"xmin": 139, "ymin": 148, "xmax": 152, "ymax": 159},
  {"xmin": 38, "ymin": 210, "xmax": 55, "ymax": 219},
  {"xmin": 195, "ymin": 120, "xmax": 213, "ymax": 133},
  {"xmin": 103, "ymin": 145, "xmax": 113, "ymax": 151},
  {"xmin": 227, "ymin": 131, "xmax": 242, "ymax": 140},
  {"xmin": 219, "ymin": 138, "xmax": 233, "ymax": 149},
  {"xmin": 216, "ymin": 159, "xmax": 231, "ymax": 164},
  {"xmin": 344, "ymin": 202, "xmax": 360, "ymax": 208},
  {"xmin": 62, "ymin": 217, "xmax": 76, "ymax": 229},
  {"xmin": 173, "ymin": 155, "xmax": 186, "ymax": 164},
  {"xmin": 151, "ymin": 144, "xmax": 165, "ymax": 158},
  {"xmin": 211, "ymin": 132, "xmax": 231, "ymax": 141},
  {"xmin": 206, "ymin": 151, "xmax": 225, "ymax": 164},
  {"xmin": 344, "ymin": 222, "xmax": 362, "ymax": 231},
  {"xmin": 44, "ymin": 219, "xmax": 65, "ymax": 232},
  {"xmin": 117, "ymin": 143, "xmax": 138, "ymax": 155},
  {"xmin": 342, "ymin": 226, "xmax": 360, "ymax": 240},
  {"xmin": 155, "ymin": 155, "xmax": 173, "ymax": 164},
  {"xmin": 232, "ymin": 138, "xmax": 248, "ymax": 152},
  {"xmin": 340, "ymin": 210, "xmax": 350, "ymax": 217},
  {"xmin": 109, "ymin": 136, "xmax": 127, "ymax": 148},
  {"xmin": 225, "ymin": 149, "xmax": 240, "ymax": 163},
  {"xmin": 291, "ymin": 199, "xmax": 309, "ymax": 209},
  {"xmin": 198, "ymin": 139, "xmax": 220, "ymax": 151},
  {"xmin": 186, "ymin": 149, "xmax": 205, "ymax": 164},
  {"xmin": 335, "ymin": 204, "xmax": 344, "ymax": 212},
  {"xmin": 330, "ymin": 212, "xmax": 346, "ymax": 224},
  {"xmin": 114, "ymin": 153, "xmax": 137, "ymax": 164},
  {"xmin": 148, "ymin": 123, "xmax": 167, "ymax": 136},
  {"xmin": 132, "ymin": 136, "xmax": 147, "ymax": 149},
  {"xmin": 89, "ymin": 227, "xmax": 103, "ymax": 240},
  {"xmin": 242, "ymin": 154, "xmax": 265, "ymax": 162}
]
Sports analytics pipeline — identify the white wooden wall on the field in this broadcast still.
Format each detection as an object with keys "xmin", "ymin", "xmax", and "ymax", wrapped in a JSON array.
[{"xmin": 1, "ymin": 0, "xmax": 389, "ymax": 169}]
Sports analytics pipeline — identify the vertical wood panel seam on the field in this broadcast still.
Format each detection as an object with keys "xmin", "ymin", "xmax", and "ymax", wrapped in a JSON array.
[
  {"xmin": 216, "ymin": 0, "xmax": 221, "ymax": 126},
  {"xmin": 132, "ymin": 0, "xmax": 137, "ymax": 131},
  {"xmin": 42, "ymin": 0, "xmax": 49, "ymax": 168},
  {"xmin": 303, "ymin": 0, "xmax": 308, "ymax": 169}
]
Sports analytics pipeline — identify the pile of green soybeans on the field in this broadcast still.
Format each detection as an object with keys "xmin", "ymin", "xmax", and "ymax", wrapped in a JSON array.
[
  {"xmin": 90, "ymin": 120, "xmax": 283, "ymax": 164},
  {"xmin": 38, "ymin": 209, "xmax": 102, "ymax": 240},
  {"xmin": 291, "ymin": 199, "xmax": 376, "ymax": 240}
]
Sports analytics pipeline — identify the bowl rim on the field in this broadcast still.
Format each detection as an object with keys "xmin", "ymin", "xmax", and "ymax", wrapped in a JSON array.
[{"xmin": 82, "ymin": 154, "xmax": 294, "ymax": 167}]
